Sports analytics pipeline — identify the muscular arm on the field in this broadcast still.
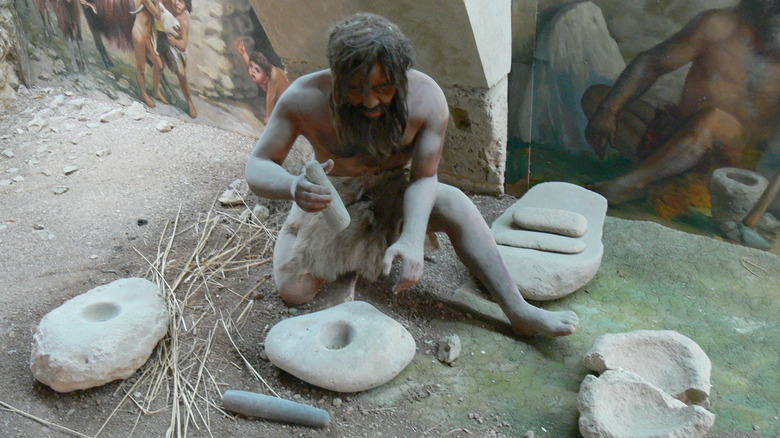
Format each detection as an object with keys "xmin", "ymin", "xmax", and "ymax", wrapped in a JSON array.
[
  {"xmin": 587, "ymin": 9, "xmax": 733, "ymax": 155},
  {"xmin": 383, "ymin": 76, "xmax": 449, "ymax": 293},
  {"xmin": 246, "ymin": 87, "xmax": 332, "ymax": 211}
]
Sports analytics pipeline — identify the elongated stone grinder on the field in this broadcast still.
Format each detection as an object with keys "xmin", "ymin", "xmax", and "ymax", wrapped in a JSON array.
[
  {"xmin": 222, "ymin": 390, "xmax": 330, "ymax": 427},
  {"xmin": 304, "ymin": 160, "xmax": 350, "ymax": 232}
]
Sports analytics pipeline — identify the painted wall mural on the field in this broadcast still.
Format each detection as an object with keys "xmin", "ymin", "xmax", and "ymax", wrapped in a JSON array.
[
  {"xmin": 14, "ymin": 0, "xmax": 284, "ymax": 136},
  {"xmin": 512, "ymin": 0, "xmax": 780, "ymax": 253},
  {"xmin": 10, "ymin": 0, "xmax": 780, "ymax": 253}
]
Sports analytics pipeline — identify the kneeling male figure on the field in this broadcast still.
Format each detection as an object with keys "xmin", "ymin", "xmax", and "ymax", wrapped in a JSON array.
[{"xmin": 245, "ymin": 13, "xmax": 578, "ymax": 337}]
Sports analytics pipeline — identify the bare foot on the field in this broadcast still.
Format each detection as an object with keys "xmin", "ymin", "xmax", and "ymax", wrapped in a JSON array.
[
  {"xmin": 587, "ymin": 179, "xmax": 644, "ymax": 205},
  {"xmin": 140, "ymin": 93, "xmax": 156, "ymax": 108},
  {"xmin": 188, "ymin": 103, "xmax": 198, "ymax": 118},
  {"xmin": 153, "ymin": 92, "xmax": 169, "ymax": 105},
  {"xmin": 509, "ymin": 305, "xmax": 579, "ymax": 337}
]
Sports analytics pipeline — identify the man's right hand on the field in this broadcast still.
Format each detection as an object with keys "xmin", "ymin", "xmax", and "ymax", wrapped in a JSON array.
[
  {"xmin": 584, "ymin": 110, "xmax": 618, "ymax": 159},
  {"xmin": 290, "ymin": 160, "xmax": 334, "ymax": 212}
]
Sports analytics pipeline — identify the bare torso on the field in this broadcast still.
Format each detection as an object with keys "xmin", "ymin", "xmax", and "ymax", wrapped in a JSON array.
[
  {"xmin": 679, "ymin": 9, "xmax": 780, "ymax": 142},
  {"xmin": 281, "ymin": 69, "xmax": 435, "ymax": 176}
]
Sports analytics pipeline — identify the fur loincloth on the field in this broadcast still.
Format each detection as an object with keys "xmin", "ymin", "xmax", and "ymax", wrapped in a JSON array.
[{"xmin": 277, "ymin": 168, "xmax": 410, "ymax": 282}]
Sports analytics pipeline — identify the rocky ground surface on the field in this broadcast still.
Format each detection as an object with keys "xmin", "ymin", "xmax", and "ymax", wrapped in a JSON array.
[
  {"xmin": 1, "ymin": 86, "xmax": 774, "ymax": 438},
  {"xmin": 0, "ymin": 85, "xmax": 524, "ymax": 438}
]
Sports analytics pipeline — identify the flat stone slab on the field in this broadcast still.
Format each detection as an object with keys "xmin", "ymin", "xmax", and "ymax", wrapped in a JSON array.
[
  {"xmin": 512, "ymin": 207, "xmax": 588, "ymax": 237},
  {"xmin": 583, "ymin": 330, "xmax": 712, "ymax": 406},
  {"xmin": 578, "ymin": 369, "xmax": 715, "ymax": 438},
  {"xmin": 265, "ymin": 301, "xmax": 416, "ymax": 392},
  {"xmin": 492, "ymin": 182, "xmax": 607, "ymax": 300},
  {"xmin": 494, "ymin": 229, "xmax": 585, "ymax": 254},
  {"xmin": 30, "ymin": 278, "xmax": 169, "ymax": 392}
]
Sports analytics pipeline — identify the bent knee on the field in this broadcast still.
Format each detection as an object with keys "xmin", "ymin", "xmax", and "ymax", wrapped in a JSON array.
[
  {"xmin": 695, "ymin": 107, "xmax": 741, "ymax": 134},
  {"xmin": 275, "ymin": 274, "xmax": 323, "ymax": 306},
  {"xmin": 431, "ymin": 184, "xmax": 483, "ymax": 231}
]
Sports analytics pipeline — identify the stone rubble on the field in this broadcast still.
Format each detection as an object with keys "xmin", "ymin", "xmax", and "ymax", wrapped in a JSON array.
[
  {"xmin": 583, "ymin": 330, "xmax": 712, "ymax": 406},
  {"xmin": 578, "ymin": 369, "xmax": 715, "ymax": 438}
]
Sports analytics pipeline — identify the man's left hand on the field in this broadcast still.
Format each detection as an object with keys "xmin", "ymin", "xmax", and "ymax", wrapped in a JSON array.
[{"xmin": 382, "ymin": 239, "xmax": 424, "ymax": 294}]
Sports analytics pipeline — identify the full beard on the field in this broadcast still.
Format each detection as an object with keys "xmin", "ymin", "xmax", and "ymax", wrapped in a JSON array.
[{"xmin": 334, "ymin": 102, "xmax": 405, "ymax": 157}]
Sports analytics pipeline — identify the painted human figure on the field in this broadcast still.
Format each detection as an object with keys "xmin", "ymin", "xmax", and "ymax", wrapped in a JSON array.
[
  {"xmin": 246, "ymin": 13, "xmax": 578, "ymax": 337},
  {"xmin": 129, "ymin": 0, "xmax": 180, "ymax": 109},
  {"xmin": 152, "ymin": 0, "xmax": 197, "ymax": 118},
  {"xmin": 582, "ymin": 0, "xmax": 780, "ymax": 205},
  {"xmin": 233, "ymin": 38, "xmax": 290, "ymax": 124}
]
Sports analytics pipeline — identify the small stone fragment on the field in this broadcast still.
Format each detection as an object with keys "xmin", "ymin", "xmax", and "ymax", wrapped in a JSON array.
[
  {"xmin": 252, "ymin": 204, "xmax": 270, "ymax": 222},
  {"xmin": 436, "ymin": 334, "xmax": 461, "ymax": 366},
  {"xmin": 2, "ymin": 149, "xmax": 13, "ymax": 158},
  {"xmin": 219, "ymin": 188, "xmax": 244, "ymax": 207},
  {"xmin": 53, "ymin": 186, "xmax": 69, "ymax": 195},
  {"xmin": 155, "ymin": 120, "xmax": 174, "ymax": 132},
  {"xmin": 27, "ymin": 116, "xmax": 47, "ymax": 133},
  {"xmin": 63, "ymin": 166, "xmax": 79, "ymax": 175},
  {"xmin": 99, "ymin": 108, "xmax": 124, "ymax": 123},
  {"xmin": 95, "ymin": 149, "xmax": 111, "ymax": 158},
  {"xmin": 49, "ymin": 95, "xmax": 66, "ymax": 108},
  {"xmin": 67, "ymin": 97, "xmax": 87, "ymax": 109},
  {"xmin": 123, "ymin": 102, "xmax": 147, "ymax": 120}
]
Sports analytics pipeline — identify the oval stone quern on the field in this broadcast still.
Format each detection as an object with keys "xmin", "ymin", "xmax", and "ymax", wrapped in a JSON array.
[
  {"xmin": 30, "ymin": 278, "xmax": 168, "ymax": 392},
  {"xmin": 265, "ymin": 301, "xmax": 416, "ymax": 392}
]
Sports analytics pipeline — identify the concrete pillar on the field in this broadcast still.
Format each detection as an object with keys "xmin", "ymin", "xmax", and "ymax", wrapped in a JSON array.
[{"xmin": 249, "ymin": 0, "xmax": 511, "ymax": 194}]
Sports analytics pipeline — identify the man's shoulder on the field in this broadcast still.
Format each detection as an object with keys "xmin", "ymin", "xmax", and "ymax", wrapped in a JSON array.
[
  {"xmin": 407, "ymin": 69, "xmax": 443, "ymax": 92},
  {"xmin": 687, "ymin": 7, "xmax": 741, "ymax": 41},
  {"xmin": 276, "ymin": 70, "xmax": 330, "ymax": 111},
  {"xmin": 290, "ymin": 69, "xmax": 332, "ymax": 90},
  {"xmin": 407, "ymin": 69, "xmax": 448, "ymax": 122}
]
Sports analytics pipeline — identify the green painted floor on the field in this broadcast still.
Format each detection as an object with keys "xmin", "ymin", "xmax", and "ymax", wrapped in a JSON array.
[{"xmin": 363, "ymin": 217, "xmax": 779, "ymax": 437}]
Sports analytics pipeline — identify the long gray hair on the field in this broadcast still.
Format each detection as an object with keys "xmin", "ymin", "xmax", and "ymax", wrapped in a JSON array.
[{"xmin": 327, "ymin": 13, "xmax": 414, "ymax": 157}]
